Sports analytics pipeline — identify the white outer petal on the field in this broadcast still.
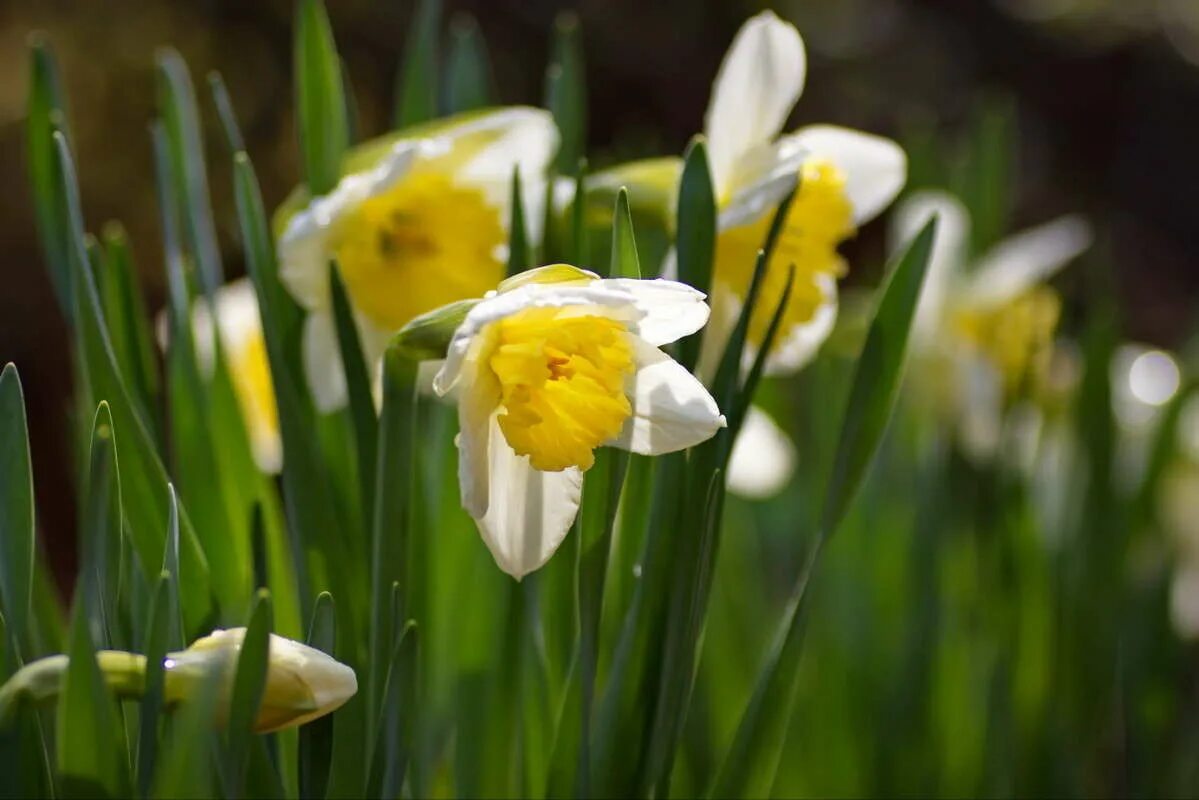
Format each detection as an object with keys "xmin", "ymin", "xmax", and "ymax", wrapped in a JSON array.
[
  {"xmin": 278, "ymin": 140, "xmax": 424, "ymax": 311},
  {"xmin": 726, "ymin": 406, "xmax": 797, "ymax": 499},
  {"xmin": 454, "ymin": 107, "xmax": 559, "ymax": 245},
  {"xmin": 961, "ymin": 215, "xmax": 1092, "ymax": 309},
  {"xmin": 302, "ymin": 308, "xmax": 390, "ymax": 413},
  {"xmin": 592, "ymin": 278, "xmax": 710, "ymax": 345},
  {"xmin": 212, "ymin": 278, "xmax": 263, "ymax": 356},
  {"xmin": 779, "ymin": 125, "xmax": 907, "ymax": 225},
  {"xmin": 718, "ymin": 143, "xmax": 804, "ymax": 230},
  {"xmin": 470, "ymin": 414, "xmax": 583, "ymax": 580},
  {"xmin": 762, "ymin": 272, "xmax": 839, "ymax": 375},
  {"xmin": 704, "ymin": 11, "xmax": 806, "ymax": 197},
  {"xmin": 889, "ymin": 190, "xmax": 971, "ymax": 343},
  {"xmin": 612, "ymin": 337, "xmax": 726, "ymax": 456}
]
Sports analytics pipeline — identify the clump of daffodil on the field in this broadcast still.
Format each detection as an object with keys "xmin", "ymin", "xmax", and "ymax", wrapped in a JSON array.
[
  {"xmin": 422, "ymin": 264, "xmax": 725, "ymax": 578},
  {"xmin": 0, "ymin": 628, "xmax": 356, "ymax": 733},
  {"xmin": 275, "ymin": 107, "xmax": 558, "ymax": 411},
  {"xmin": 589, "ymin": 11, "xmax": 906, "ymax": 377},
  {"xmin": 891, "ymin": 190, "xmax": 1093, "ymax": 459},
  {"xmin": 163, "ymin": 279, "xmax": 280, "ymax": 474}
]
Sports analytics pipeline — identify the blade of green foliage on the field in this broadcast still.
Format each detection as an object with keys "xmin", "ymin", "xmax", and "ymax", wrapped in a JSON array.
[
  {"xmin": 610, "ymin": 188, "xmax": 643, "ymax": 279},
  {"xmin": 26, "ymin": 36, "xmax": 72, "ymax": 316},
  {"xmin": 58, "ymin": 600, "xmax": 132, "ymax": 798},
  {"xmin": 545, "ymin": 12, "xmax": 586, "ymax": 175},
  {"xmin": 369, "ymin": 349, "xmax": 417, "ymax": 736},
  {"xmin": 295, "ymin": 0, "xmax": 349, "ymax": 195},
  {"xmin": 507, "ymin": 169, "xmax": 530, "ymax": 277},
  {"xmin": 445, "ymin": 13, "xmax": 491, "ymax": 114},
  {"xmin": 227, "ymin": 590, "xmax": 273, "ymax": 797},
  {"xmin": 395, "ymin": 0, "xmax": 441, "ymax": 126},
  {"xmin": 0, "ymin": 365, "xmax": 34, "ymax": 661},
  {"xmin": 162, "ymin": 487, "xmax": 186, "ymax": 652},
  {"xmin": 367, "ymin": 614, "xmax": 418, "ymax": 800},
  {"xmin": 55, "ymin": 132, "xmax": 212, "ymax": 632},
  {"xmin": 300, "ymin": 593, "xmax": 336, "ymax": 800},
  {"xmin": 207, "ymin": 72, "xmax": 246, "ymax": 153},
  {"xmin": 673, "ymin": 138, "xmax": 716, "ymax": 371},
  {"xmin": 955, "ymin": 95, "xmax": 1015, "ymax": 257},
  {"xmin": 80, "ymin": 402, "xmax": 123, "ymax": 649},
  {"xmin": 152, "ymin": 657, "xmax": 222, "ymax": 799},
  {"xmin": 152, "ymin": 121, "xmax": 246, "ymax": 624},
  {"xmin": 710, "ymin": 217, "xmax": 938, "ymax": 798},
  {"xmin": 99, "ymin": 223, "xmax": 163, "ymax": 442},
  {"xmin": 156, "ymin": 48, "xmax": 224, "ymax": 297},
  {"xmin": 137, "ymin": 571, "xmax": 172, "ymax": 797},
  {"xmin": 329, "ymin": 266, "xmax": 378, "ymax": 527}
]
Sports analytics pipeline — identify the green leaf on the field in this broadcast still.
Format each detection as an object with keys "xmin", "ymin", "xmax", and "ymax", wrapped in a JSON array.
[
  {"xmin": 544, "ymin": 12, "xmax": 586, "ymax": 175},
  {"xmin": 709, "ymin": 217, "xmax": 938, "ymax": 798},
  {"xmin": 295, "ymin": 0, "xmax": 349, "ymax": 195},
  {"xmin": 395, "ymin": 0, "xmax": 442, "ymax": 126},
  {"xmin": 444, "ymin": 13, "xmax": 491, "ymax": 114},
  {"xmin": 329, "ymin": 266, "xmax": 378, "ymax": 529},
  {"xmin": 570, "ymin": 159, "xmax": 589, "ymax": 266},
  {"xmin": 26, "ymin": 35, "xmax": 72, "ymax": 316},
  {"xmin": 0, "ymin": 365, "xmax": 34, "ymax": 661},
  {"xmin": 368, "ymin": 349, "xmax": 417, "ymax": 737},
  {"xmin": 137, "ymin": 571, "xmax": 172, "ymax": 798},
  {"xmin": 207, "ymin": 71, "xmax": 246, "ymax": 153},
  {"xmin": 227, "ymin": 590, "xmax": 273, "ymax": 796},
  {"xmin": 367, "ymin": 617, "xmax": 418, "ymax": 799},
  {"xmin": 58, "ymin": 600, "xmax": 132, "ymax": 798},
  {"xmin": 610, "ymin": 187, "xmax": 642, "ymax": 279},
  {"xmin": 155, "ymin": 48, "xmax": 224, "ymax": 297},
  {"xmin": 162, "ymin": 487, "xmax": 186, "ymax": 652},
  {"xmin": 821, "ymin": 218, "xmax": 937, "ymax": 536},
  {"xmin": 55, "ymin": 132, "xmax": 213, "ymax": 633},
  {"xmin": 506, "ymin": 168, "xmax": 530, "ymax": 277},
  {"xmin": 300, "ymin": 593, "xmax": 336, "ymax": 800},
  {"xmin": 152, "ymin": 655, "xmax": 222, "ymax": 800},
  {"xmin": 80, "ymin": 402, "xmax": 123, "ymax": 649},
  {"xmin": 673, "ymin": 138, "xmax": 716, "ymax": 372}
]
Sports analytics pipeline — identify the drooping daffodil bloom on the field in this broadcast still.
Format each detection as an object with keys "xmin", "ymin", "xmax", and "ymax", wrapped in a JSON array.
[
  {"xmin": 0, "ymin": 628, "xmax": 356, "ymax": 733},
  {"xmin": 430, "ymin": 265, "xmax": 726, "ymax": 578},
  {"xmin": 890, "ymin": 190, "xmax": 1093, "ymax": 459},
  {"xmin": 275, "ymin": 107, "xmax": 558, "ymax": 411},
  {"xmin": 168, "ymin": 279, "xmax": 281, "ymax": 474}
]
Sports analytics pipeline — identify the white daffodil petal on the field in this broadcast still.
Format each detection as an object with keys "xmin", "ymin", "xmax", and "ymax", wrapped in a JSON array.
[
  {"xmin": 719, "ymin": 143, "xmax": 804, "ymax": 230},
  {"xmin": 594, "ymin": 278, "xmax": 710, "ymax": 345},
  {"xmin": 963, "ymin": 215, "xmax": 1093, "ymax": 308},
  {"xmin": 278, "ymin": 140, "xmax": 423, "ymax": 311},
  {"xmin": 212, "ymin": 279, "xmax": 262, "ymax": 356},
  {"xmin": 956, "ymin": 355, "xmax": 1004, "ymax": 463},
  {"xmin": 613, "ymin": 337, "xmax": 726, "ymax": 456},
  {"xmin": 890, "ymin": 190, "xmax": 971, "ymax": 339},
  {"xmin": 302, "ymin": 309, "xmax": 347, "ymax": 413},
  {"xmin": 455, "ymin": 356, "xmax": 498, "ymax": 519},
  {"xmin": 455, "ymin": 108, "xmax": 559, "ymax": 243},
  {"xmin": 763, "ymin": 272, "xmax": 838, "ymax": 375},
  {"xmin": 782, "ymin": 125, "xmax": 906, "ymax": 225},
  {"xmin": 473, "ymin": 414, "xmax": 583, "ymax": 579},
  {"xmin": 726, "ymin": 405, "xmax": 797, "ymax": 499},
  {"xmin": 704, "ymin": 11, "xmax": 806, "ymax": 197}
]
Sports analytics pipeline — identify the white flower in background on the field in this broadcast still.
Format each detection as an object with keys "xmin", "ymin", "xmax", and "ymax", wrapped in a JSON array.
[
  {"xmin": 161, "ymin": 278, "xmax": 281, "ymax": 474},
  {"xmin": 726, "ymin": 406, "xmax": 797, "ymax": 499},
  {"xmin": 696, "ymin": 10, "xmax": 907, "ymax": 378},
  {"xmin": 890, "ymin": 190, "xmax": 1092, "ymax": 460},
  {"xmin": 276, "ymin": 107, "xmax": 558, "ymax": 412},
  {"xmin": 432, "ymin": 265, "xmax": 726, "ymax": 578}
]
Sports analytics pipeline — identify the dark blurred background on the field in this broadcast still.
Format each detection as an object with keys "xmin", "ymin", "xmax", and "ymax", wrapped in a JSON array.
[{"xmin": 1, "ymin": 0, "xmax": 1197, "ymax": 582}]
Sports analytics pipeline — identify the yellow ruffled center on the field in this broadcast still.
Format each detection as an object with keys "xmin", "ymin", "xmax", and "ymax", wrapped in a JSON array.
[
  {"xmin": 714, "ymin": 158, "xmax": 855, "ymax": 347},
  {"xmin": 952, "ymin": 286, "xmax": 1062, "ymax": 396},
  {"xmin": 227, "ymin": 329, "xmax": 279, "ymax": 461},
  {"xmin": 331, "ymin": 170, "xmax": 506, "ymax": 330},
  {"xmin": 487, "ymin": 308, "xmax": 635, "ymax": 472}
]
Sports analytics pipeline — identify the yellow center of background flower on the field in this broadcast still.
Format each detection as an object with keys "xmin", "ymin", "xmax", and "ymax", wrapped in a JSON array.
[
  {"xmin": 332, "ymin": 170, "xmax": 506, "ymax": 330},
  {"xmin": 952, "ymin": 286, "xmax": 1061, "ymax": 396},
  {"xmin": 488, "ymin": 308, "xmax": 634, "ymax": 472},
  {"xmin": 227, "ymin": 330, "xmax": 280, "ymax": 463},
  {"xmin": 714, "ymin": 158, "xmax": 855, "ymax": 347}
]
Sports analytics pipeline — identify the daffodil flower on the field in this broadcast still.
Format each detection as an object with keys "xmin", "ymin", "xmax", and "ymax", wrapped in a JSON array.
[
  {"xmin": 0, "ymin": 628, "xmax": 356, "ymax": 733},
  {"xmin": 430, "ymin": 265, "xmax": 726, "ymax": 578},
  {"xmin": 276, "ymin": 107, "xmax": 558, "ymax": 411},
  {"xmin": 890, "ymin": 190, "xmax": 1092, "ymax": 459},
  {"xmin": 167, "ymin": 279, "xmax": 281, "ymax": 474}
]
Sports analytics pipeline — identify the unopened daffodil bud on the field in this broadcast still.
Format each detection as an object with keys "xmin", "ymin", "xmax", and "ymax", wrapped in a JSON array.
[{"xmin": 0, "ymin": 628, "xmax": 356, "ymax": 734}]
